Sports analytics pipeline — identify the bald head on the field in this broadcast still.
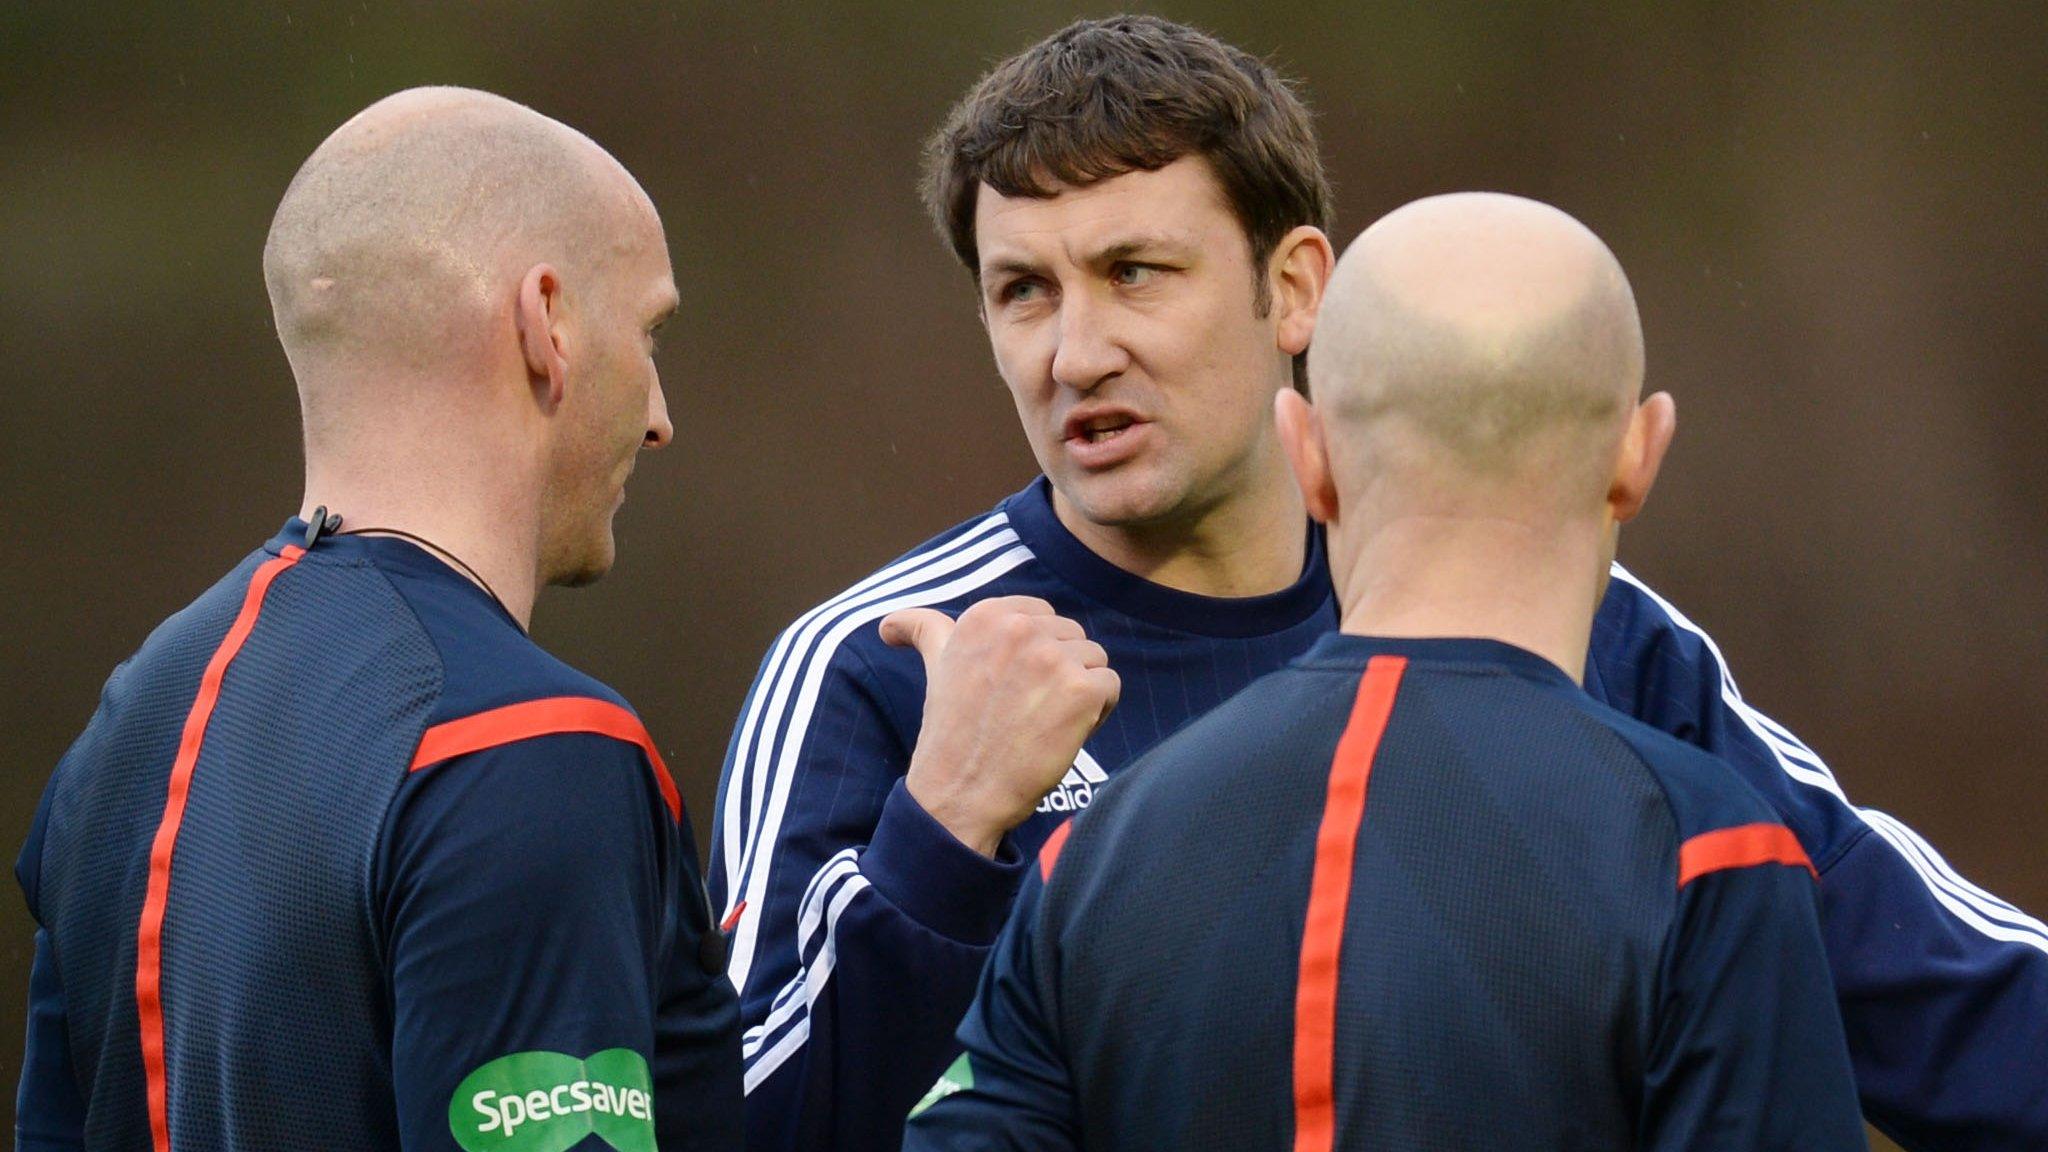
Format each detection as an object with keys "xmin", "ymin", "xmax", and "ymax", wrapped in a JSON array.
[
  {"xmin": 1308, "ymin": 192, "xmax": 1645, "ymax": 517},
  {"xmin": 264, "ymin": 87, "xmax": 657, "ymax": 397}
]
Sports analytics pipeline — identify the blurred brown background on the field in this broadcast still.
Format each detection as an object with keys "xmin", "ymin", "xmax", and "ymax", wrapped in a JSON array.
[{"xmin": 3, "ymin": 4, "xmax": 2041, "ymax": 1146}]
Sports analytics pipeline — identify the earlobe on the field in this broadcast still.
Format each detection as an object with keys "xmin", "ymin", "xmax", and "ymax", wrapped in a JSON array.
[
  {"xmin": 1275, "ymin": 390, "xmax": 1340, "ymax": 524},
  {"xmin": 1610, "ymin": 391, "xmax": 1677, "ymax": 524},
  {"xmin": 1273, "ymin": 226, "xmax": 1336, "ymax": 357},
  {"xmin": 516, "ymin": 263, "xmax": 569, "ymax": 410}
]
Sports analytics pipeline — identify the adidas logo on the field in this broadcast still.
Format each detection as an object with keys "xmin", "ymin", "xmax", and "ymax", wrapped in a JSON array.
[{"xmin": 1036, "ymin": 750, "xmax": 1108, "ymax": 814}]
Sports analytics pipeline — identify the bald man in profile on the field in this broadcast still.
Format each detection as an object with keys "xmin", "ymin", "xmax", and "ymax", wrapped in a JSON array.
[
  {"xmin": 905, "ymin": 193, "xmax": 1866, "ymax": 1151},
  {"xmin": 15, "ymin": 88, "xmax": 740, "ymax": 1151}
]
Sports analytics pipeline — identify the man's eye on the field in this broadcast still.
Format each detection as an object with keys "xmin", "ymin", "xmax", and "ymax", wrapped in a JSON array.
[
  {"xmin": 1001, "ymin": 280, "xmax": 1043, "ymax": 304},
  {"xmin": 1113, "ymin": 264, "xmax": 1158, "ymax": 286}
]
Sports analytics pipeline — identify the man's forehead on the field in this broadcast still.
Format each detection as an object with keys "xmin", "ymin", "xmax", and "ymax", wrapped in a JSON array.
[{"xmin": 972, "ymin": 157, "xmax": 1233, "ymax": 269}]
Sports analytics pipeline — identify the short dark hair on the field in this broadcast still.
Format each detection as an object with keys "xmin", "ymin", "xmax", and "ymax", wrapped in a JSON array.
[{"xmin": 920, "ymin": 14, "xmax": 1333, "ymax": 317}]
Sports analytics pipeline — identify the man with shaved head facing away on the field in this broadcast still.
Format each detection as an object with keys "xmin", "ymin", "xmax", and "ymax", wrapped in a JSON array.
[
  {"xmin": 14, "ymin": 88, "xmax": 740, "ymax": 1151},
  {"xmin": 904, "ymin": 193, "xmax": 1867, "ymax": 1151}
]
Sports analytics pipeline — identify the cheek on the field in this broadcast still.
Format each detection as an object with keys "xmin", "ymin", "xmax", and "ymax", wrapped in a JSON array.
[
  {"xmin": 1166, "ymin": 315, "xmax": 1279, "ymax": 442},
  {"xmin": 990, "ymin": 327, "xmax": 1056, "ymax": 418}
]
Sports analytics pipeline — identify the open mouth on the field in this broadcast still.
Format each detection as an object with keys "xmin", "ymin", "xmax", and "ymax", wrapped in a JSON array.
[{"xmin": 1065, "ymin": 412, "xmax": 1142, "ymax": 445}]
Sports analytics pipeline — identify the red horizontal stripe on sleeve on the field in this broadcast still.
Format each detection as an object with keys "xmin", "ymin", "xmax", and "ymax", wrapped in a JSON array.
[
  {"xmin": 1037, "ymin": 819, "xmax": 1074, "ymax": 882},
  {"xmin": 1677, "ymin": 822, "xmax": 1815, "ymax": 887},
  {"xmin": 410, "ymin": 696, "xmax": 681, "ymax": 821}
]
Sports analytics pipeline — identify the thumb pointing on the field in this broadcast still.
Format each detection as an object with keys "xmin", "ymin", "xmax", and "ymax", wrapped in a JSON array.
[{"xmin": 880, "ymin": 607, "xmax": 955, "ymax": 671}]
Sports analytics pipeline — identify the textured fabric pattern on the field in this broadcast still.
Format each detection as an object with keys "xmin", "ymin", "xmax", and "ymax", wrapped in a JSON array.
[
  {"xmin": 17, "ymin": 523, "xmax": 741, "ymax": 1152},
  {"xmin": 908, "ymin": 635, "xmax": 1868, "ymax": 1152},
  {"xmin": 720, "ymin": 473, "xmax": 2048, "ymax": 1152}
]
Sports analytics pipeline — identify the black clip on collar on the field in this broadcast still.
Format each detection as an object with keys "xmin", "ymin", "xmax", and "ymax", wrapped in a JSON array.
[{"xmin": 303, "ymin": 506, "xmax": 344, "ymax": 549}]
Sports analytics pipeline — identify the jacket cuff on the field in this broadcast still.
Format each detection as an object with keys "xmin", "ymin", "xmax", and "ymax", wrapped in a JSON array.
[{"xmin": 860, "ymin": 778, "xmax": 1026, "ymax": 945}]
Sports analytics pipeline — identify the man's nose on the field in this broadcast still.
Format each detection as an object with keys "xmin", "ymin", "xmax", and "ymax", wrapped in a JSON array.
[
  {"xmin": 644, "ymin": 377, "xmax": 674, "ymax": 449},
  {"xmin": 1049, "ymin": 292, "xmax": 1131, "ymax": 392}
]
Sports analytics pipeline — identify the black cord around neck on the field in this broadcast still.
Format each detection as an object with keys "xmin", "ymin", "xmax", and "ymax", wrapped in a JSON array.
[{"xmin": 338, "ymin": 525, "xmax": 517, "ymax": 625}]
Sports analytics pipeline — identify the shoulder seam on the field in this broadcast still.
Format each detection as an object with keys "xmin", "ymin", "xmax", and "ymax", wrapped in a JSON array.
[{"xmin": 364, "ymin": 556, "xmax": 453, "ymax": 716}]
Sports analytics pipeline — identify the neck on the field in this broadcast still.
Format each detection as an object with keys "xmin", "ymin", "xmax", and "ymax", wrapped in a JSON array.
[
  {"xmin": 1332, "ymin": 512, "xmax": 1606, "ymax": 683},
  {"xmin": 1050, "ymin": 457, "xmax": 1307, "ymax": 599},
  {"xmin": 300, "ymin": 437, "xmax": 543, "ymax": 629}
]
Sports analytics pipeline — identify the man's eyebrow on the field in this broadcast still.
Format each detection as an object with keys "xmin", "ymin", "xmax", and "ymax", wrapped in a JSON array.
[
  {"xmin": 980, "ymin": 236, "xmax": 1194, "ymax": 282},
  {"xmin": 979, "ymin": 256, "xmax": 1043, "ymax": 282},
  {"xmin": 1088, "ymin": 235, "xmax": 1192, "ymax": 264}
]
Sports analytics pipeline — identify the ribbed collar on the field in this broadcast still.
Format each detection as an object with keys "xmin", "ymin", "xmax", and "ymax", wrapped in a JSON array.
[{"xmin": 1000, "ymin": 476, "xmax": 1334, "ymax": 638}]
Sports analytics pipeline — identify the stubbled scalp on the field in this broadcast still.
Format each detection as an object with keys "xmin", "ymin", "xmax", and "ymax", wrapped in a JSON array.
[
  {"xmin": 262, "ymin": 87, "xmax": 652, "ymax": 396},
  {"xmin": 1309, "ymin": 192, "xmax": 1645, "ymax": 515}
]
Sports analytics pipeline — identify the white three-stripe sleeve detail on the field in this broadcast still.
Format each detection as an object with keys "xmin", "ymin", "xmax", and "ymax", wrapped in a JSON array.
[
  {"xmin": 1859, "ymin": 810, "xmax": 2048, "ymax": 951},
  {"xmin": 742, "ymin": 871, "xmax": 872, "ymax": 1088},
  {"xmin": 719, "ymin": 513, "xmax": 1012, "ymax": 901},
  {"xmin": 1608, "ymin": 563, "xmax": 1849, "ymax": 804},
  {"xmin": 1607, "ymin": 563, "xmax": 2048, "ymax": 954},
  {"xmin": 743, "ymin": 851, "xmax": 867, "ymax": 1057},
  {"xmin": 791, "ymin": 849, "xmax": 862, "ymax": 966},
  {"xmin": 732, "ymin": 525, "xmax": 1024, "ymax": 899},
  {"xmin": 724, "ymin": 541, "xmax": 1035, "ymax": 997}
]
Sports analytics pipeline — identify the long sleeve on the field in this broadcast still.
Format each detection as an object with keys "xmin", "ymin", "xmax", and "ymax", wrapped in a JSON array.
[
  {"xmin": 1594, "ymin": 564, "xmax": 2048, "ymax": 1149},
  {"xmin": 710, "ymin": 635, "xmax": 1027, "ymax": 1152},
  {"xmin": 901, "ymin": 870, "xmax": 1080, "ymax": 1152}
]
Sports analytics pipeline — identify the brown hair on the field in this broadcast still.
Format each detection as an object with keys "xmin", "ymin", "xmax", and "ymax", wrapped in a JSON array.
[{"xmin": 920, "ymin": 14, "xmax": 1333, "ymax": 319}]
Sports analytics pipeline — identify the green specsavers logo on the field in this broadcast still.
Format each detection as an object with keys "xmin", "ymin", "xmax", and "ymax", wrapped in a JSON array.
[
  {"xmin": 908, "ymin": 1053, "xmax": 973, "ymax": 1119},
  {"xmin": 450, "ymin": 1049, "xmax": 655, "ymax": 1152}
]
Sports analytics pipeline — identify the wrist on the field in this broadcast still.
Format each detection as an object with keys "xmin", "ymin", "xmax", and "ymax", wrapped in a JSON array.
[
  {"xmin": 863, "ymin": 779, "xmax": 1027, "ymax": 945},
  {"xmin": 903, "ymin": 762, "xmax": 1006, "ymax": 858}
]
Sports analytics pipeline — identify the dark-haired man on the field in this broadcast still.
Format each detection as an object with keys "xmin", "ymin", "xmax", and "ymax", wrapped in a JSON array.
[
  {"xmin": 711, "ymin": 16, "xmax": 2048, "ymax": 1152},
  {"xmin": 905, "ymin": 189, "xmax": 1868, "ymax": 1152}
]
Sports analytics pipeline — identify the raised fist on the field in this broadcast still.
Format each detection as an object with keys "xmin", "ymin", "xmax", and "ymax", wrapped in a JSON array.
[{"xmin": 880, "ymin": 596, "xmax": 1120, "ymax": 857}]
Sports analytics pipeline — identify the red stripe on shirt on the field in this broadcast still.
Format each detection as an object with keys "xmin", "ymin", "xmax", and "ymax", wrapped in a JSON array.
[
  {"xmin": 1293, "ymin": 654, "xmax": 1406, "ymax": 1152},
  {"xmin": 409, "ymin": 696, "xmax": 681, "ymax": 821},
  {"xmin": 1037, "ymin": 819, "xmax": 1074, "ymax": 882},
  {"xmin": 135, "ymin": 545, "xmax": 304, "ymax": 1152},
  {"xmin": 1678, "ymin": 822, "xmax": 1815, "ymax": 887}
]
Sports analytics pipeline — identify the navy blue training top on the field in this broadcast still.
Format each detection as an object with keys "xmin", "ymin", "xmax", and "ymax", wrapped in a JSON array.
[
  {"xmin": 904, "ymin": 634, "xmax": 1868, "ymax": 1151},
  {"xmin": 15, "ymin": 521, "xmax": 741, "ymax": 1151},
  {"xmin": 718, "ymin": 475, "xmax": 2048, "ymax": 1152}
]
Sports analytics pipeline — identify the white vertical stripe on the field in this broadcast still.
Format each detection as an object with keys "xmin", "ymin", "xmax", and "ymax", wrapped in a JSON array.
[
  {"xmin": 720, "ymin": 514, "xmax": 1013, "ymax": 900},
  {"xmin": 742, "ymin": 870, "xmax": 872, "ymax": 1082},
  {"xmin": 744, "ymin": 853, "xmax": 869, "ymax": 1059},
  {"xmin": 733, "ymin": 525, "xmax": 1024, "ymax": 898},
  {"xmin": 793, "ymin": 849, "xmax": 863, "ymax": 965},
  {"xmin": 1608, "ymin": 563, "xmax": 2048, "ymax": 954},
  {"xmin": 725, "ymin": 542, "xmax": 1035, "ymax": 997}
]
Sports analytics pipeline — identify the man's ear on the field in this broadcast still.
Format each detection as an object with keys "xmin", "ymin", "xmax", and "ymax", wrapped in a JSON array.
[
  {"xmin": 1608, "ymin": 391, "xmax": 1677, "ymax": 525},
  {"xmin": 516, "ymin": 263, "xmax": 569, "ymax": 411},
  {"xmin": 1270, "ymin": 225, "xmax": 1336, "ymax": 358},
  {"xmin": 1275, "ymin": 389, "xmax": 1339, "ymax": 525}
]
